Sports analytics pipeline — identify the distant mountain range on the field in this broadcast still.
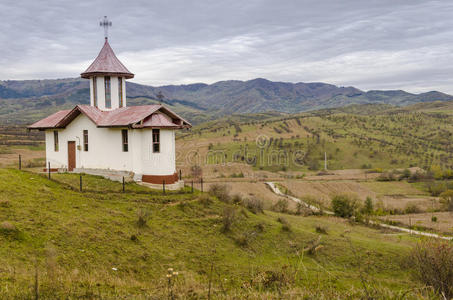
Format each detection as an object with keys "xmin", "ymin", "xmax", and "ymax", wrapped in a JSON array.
[{"xmin": 0, "ymin": 77, "xmax": 452, "ymax": 124}]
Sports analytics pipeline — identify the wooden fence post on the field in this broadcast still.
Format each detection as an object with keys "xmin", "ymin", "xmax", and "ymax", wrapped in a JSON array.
[
  {"xmin": 201, "ymin": 177, "xmax": 203, "ymax": 192},
  {"xmin": 191, "ymin": 180, "xmax": 194, "ymax": 193},
  {"xmin": 163, "ymin": 180, "xmax": 166, "ymax": 194},
  {"xmin": 48, "ymin": 162, "xmax": 51, "ymax": 179},
  {"xmin": 79, "ymin": 174, "xmax": 82, "ymax": 192},
  {"xmin": 19, "ymin": 154, "xmax": 21, "ymax": 170},
  {"xmin": 122, "ymin": 176, "xmax": 125, "ymax": 193},
  {"xmin": 179, "ymin": 169, "xmax": 182, "ymax": 180}
]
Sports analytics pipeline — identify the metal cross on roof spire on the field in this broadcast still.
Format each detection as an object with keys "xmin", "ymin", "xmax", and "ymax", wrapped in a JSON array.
[{"xmin": 100, "ymin": 16, "xmax": 112, "ymax": 40}]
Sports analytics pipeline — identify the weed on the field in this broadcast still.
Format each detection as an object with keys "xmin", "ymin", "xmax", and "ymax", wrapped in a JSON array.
[{"xmin": 137, "ymin": 209, "xmax": 150, "ymax": 228}]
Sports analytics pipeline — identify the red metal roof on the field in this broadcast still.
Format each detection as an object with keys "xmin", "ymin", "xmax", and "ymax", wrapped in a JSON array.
[
  {"xmin": 28, "ymin": 105, "xmax": 191, "ymax": 130},
  {"xmin": 27, "ymin": 110, "xmax": 72, "ymax": 129},
  {"xmin": 81, "ymin": 39, "xmax": 134, "ymax": 79}
]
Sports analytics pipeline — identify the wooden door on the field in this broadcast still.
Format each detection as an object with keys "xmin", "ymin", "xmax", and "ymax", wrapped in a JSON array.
[{"xmin": 68, "ymin": 141, "xmax": 76, "ymax": 171}]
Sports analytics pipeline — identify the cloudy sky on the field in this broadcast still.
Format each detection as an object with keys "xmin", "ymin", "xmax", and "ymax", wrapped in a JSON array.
[{"xmin": 1, "ymin": 0, "xmax": 453, "ymax": 93}]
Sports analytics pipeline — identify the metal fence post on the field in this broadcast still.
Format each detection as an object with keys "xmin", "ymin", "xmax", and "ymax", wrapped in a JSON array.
[
  {"xmin": 48, "ymin": 162, "xmax": 51, "ymax": 179},
  {"xmin": 122, "ymin": 176, "xmax": 125, "ymax": 193},
  {"xmin": 201, "ymin": 177, "xmax": 203, "ymax": 192},
  {"xmin": 79, "ymin": 174, "xmax": 82, "ymax": 192},
  {"xmin": 19, "ymin": 154, "xmax": 21, "ymax": 170},
  {"xmin": 163, "ymin": 180, "xmax": 166, "ymax": 194},
  {"xmin": 191, "ymin": 180, "xmax": 194, "ymax": 193}
]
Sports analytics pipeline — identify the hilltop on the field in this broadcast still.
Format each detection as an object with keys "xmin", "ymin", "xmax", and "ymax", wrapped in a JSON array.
[{"xmin": 1, "ymin": 78, "xmax": 452, "ymax": 125}]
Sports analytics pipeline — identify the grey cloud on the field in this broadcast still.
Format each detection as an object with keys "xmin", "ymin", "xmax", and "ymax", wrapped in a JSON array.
[{"xmin": 1, "ymin": 0, "xmax": 453, "ymax": 93}]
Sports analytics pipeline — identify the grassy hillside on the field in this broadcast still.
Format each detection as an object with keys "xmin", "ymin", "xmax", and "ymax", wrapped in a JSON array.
[{"xmin": 0, "ymin": 168, "xmax": 437, "ymax": 298}]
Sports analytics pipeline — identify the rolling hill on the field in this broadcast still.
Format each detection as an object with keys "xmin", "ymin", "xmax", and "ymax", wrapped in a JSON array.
[{"xmin": 1, "ymin": 78, "xmax": 452, "ymax": 125}]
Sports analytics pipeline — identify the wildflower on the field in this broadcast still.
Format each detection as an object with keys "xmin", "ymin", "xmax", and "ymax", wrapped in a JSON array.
[
  {"xmin": 172, "ymin": 271, "xmax": 178, "ymax": 276},
  {"xmin": 167, "ymin": 267, "xmax": 173, "ymax": 272},
  {"xmin": 112, "ymin": 267, "xmax": 117, "ymax": 271},
  {"xmin": 166, "ymin": 274, "xmax": 172, "ymax": 278}
]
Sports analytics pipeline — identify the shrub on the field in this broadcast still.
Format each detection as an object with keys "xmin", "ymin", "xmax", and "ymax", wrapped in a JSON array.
[
  {"xmin": 427, "ymin": 182, "xmax": 448, "ymax": 197},
  {"xmin": 197, "ymin": 194, "xmax": 213, "ymax": 207},
  {"xmin": 410, "ymin": 239, "xmax": 453, "ymax": 299},
  {"xmin": 431, "ymin": 216, "xmax": 437, "ymax": 222},
  {"xmin": 376, "ymin": 172, "xmax": 396, "ymax": 181},
  {"xmin": 273, "ymin": 199, "xmax": 289, "ymax": 213},
  {"xmin": 209, "ymin": 184, "xmax": 231, "ymax": 203},
  {"xmin": 221, "ymin": 207, "xmax": 236, "ymax": 232},
  {"xmin": 231, "ymin": 194, "xmax": 243, "ymax": 205},
  {"xmin": 331, "ymin": 194, "xmax": 358, "ymax": 218},
  {"xmin": 234, "ymin": 232, "xmax": 255, "ymax": 247},
  {"xmin": 243, "ymin": 197, "xmax": 264, "ymax": 214},
  {"xmin": 277, "ymin": 217, "xmax": 291, "ymax": 232},
  {"xmin": 405, "ymin": 203, "xmax": 421, "ymax": 214}
]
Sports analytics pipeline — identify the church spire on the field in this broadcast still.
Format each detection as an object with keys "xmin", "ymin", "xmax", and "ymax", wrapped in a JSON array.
[{"xmin": 81, "ymin": 17, "xmax": 133, "ymax": 111}]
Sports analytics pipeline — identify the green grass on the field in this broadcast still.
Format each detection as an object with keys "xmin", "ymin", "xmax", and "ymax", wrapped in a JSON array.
[{"xmin": 0, "ymin": 168, "xmax": 440, "ymax": 298}]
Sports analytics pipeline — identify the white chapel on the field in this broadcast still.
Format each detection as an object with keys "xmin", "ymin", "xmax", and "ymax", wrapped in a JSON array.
[{"xmin": 28, "ymin": 20, "xmax": 191, "ymax": 185}]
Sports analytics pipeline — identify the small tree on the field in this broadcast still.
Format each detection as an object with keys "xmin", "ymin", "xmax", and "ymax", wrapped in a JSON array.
[
  {"xmin": 331, "ymin": 194, "xmax": 358, "ymax": 218},
  {"xmin": 362, "ymin": 197, "xmax": 374, "ymax": 215},
  {"xmin": 440, "ymin": 190, "xmax": 453, "ymax": 211}
]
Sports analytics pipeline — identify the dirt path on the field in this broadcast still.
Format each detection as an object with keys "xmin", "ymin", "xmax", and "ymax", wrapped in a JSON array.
[
  {"xmin": 265, "ymin": 182, "xmax": 333, "ymax": 214},
  {"xmin": 266, "ymin": 181, "xmax": 453, "ymax": 241}
]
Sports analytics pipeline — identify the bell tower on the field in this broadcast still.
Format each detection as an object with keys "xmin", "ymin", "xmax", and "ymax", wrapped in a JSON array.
[{"xmin": 81, "ymin": 16, "xmax": 134, "ymax": 111}]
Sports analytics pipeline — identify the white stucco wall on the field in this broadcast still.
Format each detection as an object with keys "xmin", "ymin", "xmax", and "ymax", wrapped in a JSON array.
[{"xmin": 45, "ymin": 114, "xmax": 176, "ymax": 176}]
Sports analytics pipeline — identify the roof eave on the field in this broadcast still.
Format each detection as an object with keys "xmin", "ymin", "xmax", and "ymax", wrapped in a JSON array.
[{"xmin": 80, "ymin": 72, "xmax": 134, "ymax": 79}]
